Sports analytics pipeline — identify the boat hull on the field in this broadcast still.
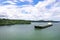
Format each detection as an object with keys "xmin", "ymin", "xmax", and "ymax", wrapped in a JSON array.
[{"xmin": 35, "ymin": 25, "xmax": 53, "ymax": 29}]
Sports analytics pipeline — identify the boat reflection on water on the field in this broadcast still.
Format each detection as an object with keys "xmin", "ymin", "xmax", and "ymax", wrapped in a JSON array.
[{"xmin": 34, "ymin": 22, "xmax": 53, "ymax": 29}]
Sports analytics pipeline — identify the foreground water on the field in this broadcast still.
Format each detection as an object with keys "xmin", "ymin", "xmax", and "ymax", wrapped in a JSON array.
[{"xmin": 0, "ymin": 22, "xmax": 60, "ymax": 40}]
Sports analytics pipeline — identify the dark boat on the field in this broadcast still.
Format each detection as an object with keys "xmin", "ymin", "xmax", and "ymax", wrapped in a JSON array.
[{"xmin": 34, "ymin": 22, "xmax": 53, "ymax": 29}]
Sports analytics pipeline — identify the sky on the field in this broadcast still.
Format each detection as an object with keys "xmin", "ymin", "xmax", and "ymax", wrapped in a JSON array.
[{"xmin": 0, "ymin": 0, "xmax": 60, "ymax": 21}]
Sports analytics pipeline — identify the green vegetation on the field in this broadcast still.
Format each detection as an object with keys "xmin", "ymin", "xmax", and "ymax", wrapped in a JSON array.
[{"xmin": 0, "ymin": 19, "xmax": 31, "ymax": 26}]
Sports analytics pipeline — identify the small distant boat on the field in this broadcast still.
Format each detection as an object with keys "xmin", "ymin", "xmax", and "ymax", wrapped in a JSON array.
[{"xmin": 34, "ymin": 22, "xmax": 53, "ymax": 29}]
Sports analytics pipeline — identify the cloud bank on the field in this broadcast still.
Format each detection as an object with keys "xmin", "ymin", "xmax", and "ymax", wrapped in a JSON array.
[{"xmin": 0, "ymin": 0, "xmax": 60, "ymax": 21}]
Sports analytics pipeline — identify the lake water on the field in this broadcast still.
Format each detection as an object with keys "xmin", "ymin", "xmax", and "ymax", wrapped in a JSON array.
[{"xmin": 0, "ymin": 22, "xmax": 60, "ymax": 40}]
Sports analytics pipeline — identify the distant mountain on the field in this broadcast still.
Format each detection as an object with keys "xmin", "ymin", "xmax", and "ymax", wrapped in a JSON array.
[{"xmin": 29, "ymin": 20, "xmax": 60, "ymax": 23}]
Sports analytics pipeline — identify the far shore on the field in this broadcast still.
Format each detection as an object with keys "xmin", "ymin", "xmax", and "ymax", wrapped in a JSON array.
[{"xmin": 0, "ymin": 19, "xmax": 31, "ymax": 26}]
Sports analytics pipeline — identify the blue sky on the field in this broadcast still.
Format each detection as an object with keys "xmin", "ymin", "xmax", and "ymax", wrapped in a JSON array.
[
  {"xmin": 0, "ymin": 0, "xmax": 44, "ymax": 5},
  {"xmin": 0, "ymin": 0, "xmax": 60, "ymax": 21}
]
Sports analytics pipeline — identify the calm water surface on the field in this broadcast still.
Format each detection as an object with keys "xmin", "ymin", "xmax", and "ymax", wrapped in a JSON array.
[{"xmin": 0, "ymin": 22, "xmax": 60, "ymax": 40}]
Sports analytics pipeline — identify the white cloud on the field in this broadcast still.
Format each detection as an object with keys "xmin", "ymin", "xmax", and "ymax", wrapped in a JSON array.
[
  {"xmin": 2, "ymin": 1, "xmax": 16, "ymax": 5},
  {"xmin": 19, "ymin": 0, "xmax": 33, "ymax": 2},
  {"xmin": 6, "ymin": 0, "xmax": 33, "ymax": 3},
  {"xmin": 0, "ymin": 5, "xmax": 39, "ymax": 20},
  {"xmin": 6, "ymin": 0, "xmax": 18, "ymax": 2},
  {"xmin": 34, "ymin": 0, "xmax": 60, "ymax": 20},
  {"xmin": 54, "ymin": 15, "xmax": 60, "ymax": 18},
  {"xmin": 35, "ymin": 0, "xmax": 56, "ymax": 8},
  {"xmin": 0, "ymin": 0, "xmax": 60, "ymax": 21}
]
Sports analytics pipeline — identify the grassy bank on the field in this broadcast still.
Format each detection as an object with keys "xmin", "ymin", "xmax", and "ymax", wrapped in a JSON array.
[{"xmin": 0, "ymin": 19, "xmax": 31, "ymax": 26}]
